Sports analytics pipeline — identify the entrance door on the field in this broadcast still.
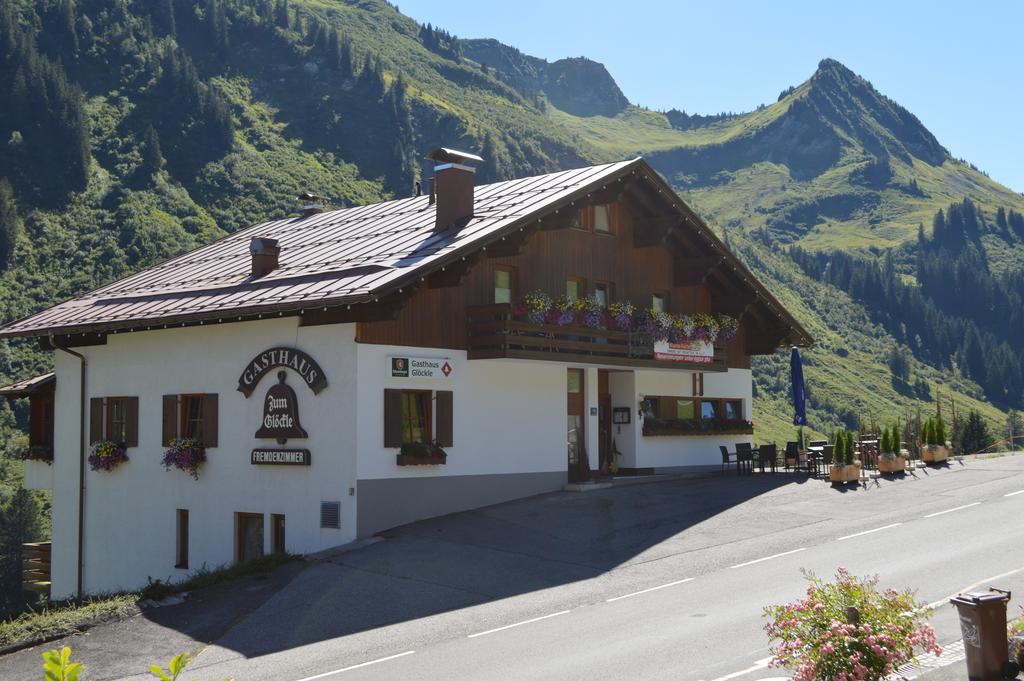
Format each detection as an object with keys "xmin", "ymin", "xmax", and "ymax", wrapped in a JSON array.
[
  {"xmin": 597, "ymin": 370, "xmax": 612, "ymax": 475},
  {"xmin": 567, "ymin": 369, "xmax": 588, "ymax": 482}
]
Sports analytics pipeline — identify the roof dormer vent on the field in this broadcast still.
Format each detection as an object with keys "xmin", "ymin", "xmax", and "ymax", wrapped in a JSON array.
[
  {"xmin": 298, "ymin": 192, "xmax": 325, "ymax": 218},
  {"xmin": 250, "ymin": 237, "xmax": 280, "ymax": 278}
]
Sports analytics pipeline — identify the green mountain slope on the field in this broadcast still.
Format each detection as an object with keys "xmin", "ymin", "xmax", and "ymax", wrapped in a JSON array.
[{"xmin": 0, "ymin": 0, "xmax": 1021, "ymax": 449}]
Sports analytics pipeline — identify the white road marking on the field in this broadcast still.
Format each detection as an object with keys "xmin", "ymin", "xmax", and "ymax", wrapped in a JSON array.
[
  {"xmin": 925, "ymin": 566, "xmax": 1024, "ymax": 609},
  {"xmin": 292, "ymin": 651, "xmax": 415, "ymax": 681},
  {"xmin": 467, "ymin": 610, "xmax": 572, "ymax": 638},
  {"xmin": 1005, "ymin": 489, "xmax": 1024, "ymax": 497},
  {"xmin": 837, "ymin": 523, "xmax": 902, "ymax": 541},
  {"xmin": 923, "ymin": 502, "xmax": 981, "ymax": 518},
  {"xmin": 606, "ymin": 577, "xmax": 695, "ymax": 602},
  {"xmin": 728, "ymin": 548, "xmax": 805, "ymax": 569},
  {"xmin": 704, "ymin": 656, "xmax": 773, "ymax": 681}
]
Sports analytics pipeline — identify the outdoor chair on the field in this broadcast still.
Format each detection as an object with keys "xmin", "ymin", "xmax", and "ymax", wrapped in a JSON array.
[
  {"xmin": 819, "ymin": 444, "xmax": 834, "ymax": 477},
  {"xmin": 784, "ymin": 441, "xmax": 799, "ymax": 472},
  {"xmin": 735, "ymin": 442, "xmax": 754, "ymax": 475},
  {"xmin": 758, "ymin": 443, "xmax": 778, "ymax": 473},
  {"xmin": 719, "ymin": 445, "xmax": 737, "ymax": 475}
]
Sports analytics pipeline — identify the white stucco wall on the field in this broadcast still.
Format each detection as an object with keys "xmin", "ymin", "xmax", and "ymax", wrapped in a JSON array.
[
  {"xmin": 46, "ymin": 316, "xmax": 756, "ymax": 596},
  {"xmin": 634, "ymin": 368, "xmax": 754, "ymax": 470},
  {"xmin": 355, "ymin": 345, "xmax": 567, "ymax": 480},
  {"xmin": 51, "ymin": 318, "xmax": 359, "ymax": 597}
]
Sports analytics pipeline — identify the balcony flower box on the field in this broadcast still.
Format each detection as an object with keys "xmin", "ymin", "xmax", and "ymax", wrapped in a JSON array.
[
  {"xmin": 920, "ymin": 445, "xmax": 949, "ymax": 463},
  {"xmin": 20, "ymin": 445, "xmax": 53, "ymax": 464},
  {"xmin": 642, "ymin": 417, "xmax": 753, "ymax": 437},
  {"xmin": 397, "ymin": 441, "xmax": 447, "ymax": 466}
]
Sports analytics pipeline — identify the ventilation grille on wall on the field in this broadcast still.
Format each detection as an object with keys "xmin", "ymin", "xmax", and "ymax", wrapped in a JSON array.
[{"xmin": 320, "ymin": 501, "xmax": 341, "ymax": 529}]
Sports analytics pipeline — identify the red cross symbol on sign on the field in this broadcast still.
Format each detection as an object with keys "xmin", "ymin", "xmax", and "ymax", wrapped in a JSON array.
[{"xmin": 441, "ymin": 361, "xmax": 452, "ymax": 377}]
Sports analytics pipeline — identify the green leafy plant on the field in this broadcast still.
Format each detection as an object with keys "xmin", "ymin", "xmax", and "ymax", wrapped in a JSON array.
[
  {"xmin": 149, "ymin": 652, "xmax": 192, "ymax": 681},
  {"xmin": 764, "ymin": 568, "xmax": 942, "ymax": 681},
  {"xmin": 845, "ymin": 430, "xmax": 856, "ymax": 465},
  {"xmin": 42, "ymin": 647, "xmax": 82, "ymax": 681}
]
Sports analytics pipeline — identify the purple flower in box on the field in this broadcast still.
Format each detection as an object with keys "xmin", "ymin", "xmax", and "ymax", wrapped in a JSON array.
[
  {"xmin": 88, "ymin": 441, "xmax": 128, "ymax": 472},
  {"xmin": 162, "ymin": 438, "xmax": 207, "ymax": 480}
]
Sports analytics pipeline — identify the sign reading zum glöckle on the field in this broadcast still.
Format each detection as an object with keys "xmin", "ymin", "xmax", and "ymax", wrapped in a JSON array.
[
  {"xmin": 238, "ymin": 347, "xmax": 328, "ymax": 397},
  {"xmin": 255, "ymin": 371, "xmax": 308, "ymax": 443}
]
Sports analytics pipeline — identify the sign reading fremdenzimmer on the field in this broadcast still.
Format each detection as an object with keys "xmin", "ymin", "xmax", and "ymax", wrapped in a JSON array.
[{"xmin": 390, "ymin": 356, "xmax": 454, "ymax": 379}]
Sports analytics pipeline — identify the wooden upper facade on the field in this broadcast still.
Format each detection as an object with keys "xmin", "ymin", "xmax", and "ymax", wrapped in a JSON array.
[{"xmin": 0, "ymin": 156, "xmax": 810, "ymax": 356}]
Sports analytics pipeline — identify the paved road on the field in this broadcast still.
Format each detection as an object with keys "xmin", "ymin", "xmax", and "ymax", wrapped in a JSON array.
[{"xmin": 5, "ymin": 455, "xmax": 1024, "ymax": 681}]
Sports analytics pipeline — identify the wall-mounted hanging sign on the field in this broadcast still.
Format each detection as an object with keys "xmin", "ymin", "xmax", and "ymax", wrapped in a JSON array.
[
  {"xmin": 653, "ymin": 339, "xmax": 714, "ymax": 364},
  {"xmin": 238, "ymin": 347, "xmax": 328, "ymax": 397},
  {"xmin": 255, "ymin": 372, "xmax": 308, "ymax": 443},
  {"xmin": 613, "ymin": 407, "xmax": 631, "ymax": 424},
  {"xmin": 251, "ymin": 448, "xmax": 311, "ymax": 466},
  {"xmin": 390, "ymin": 356, "xmax": 454, "ymax": 379}
]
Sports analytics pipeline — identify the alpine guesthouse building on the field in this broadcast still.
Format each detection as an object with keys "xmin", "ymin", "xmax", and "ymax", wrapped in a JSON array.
[{"xmin": 0, "ymin": 151, "xmax": 811, "ymax": 598}]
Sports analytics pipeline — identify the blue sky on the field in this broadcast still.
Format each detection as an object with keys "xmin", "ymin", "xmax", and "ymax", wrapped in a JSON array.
[{"xmin": 401, "ymin": 1, "xmax": 1024, "ymax": 192}]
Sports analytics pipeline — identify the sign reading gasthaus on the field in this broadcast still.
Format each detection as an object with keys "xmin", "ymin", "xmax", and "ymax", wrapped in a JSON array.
[{"xmin": 390, "ymin": 356, "xmax": 454, "ymax": 379}]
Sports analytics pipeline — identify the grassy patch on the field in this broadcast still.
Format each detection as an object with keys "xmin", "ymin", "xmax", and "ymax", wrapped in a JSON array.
[
  {"xmin": 0, "ymin": 594, "xmax": 139, "ymax": 648},
  {"xmin": 0, "ymin": 554, "xmax": 299, "ymax": 649},
  {"xmin": 140, "ymin": 552, "xmax": 299, "ymax": 601}
]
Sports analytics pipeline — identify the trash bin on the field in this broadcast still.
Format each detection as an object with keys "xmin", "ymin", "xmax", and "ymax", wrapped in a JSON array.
[{"xmin": 950, "ymin": 588, "xmax": 1012, "ymax": 681}]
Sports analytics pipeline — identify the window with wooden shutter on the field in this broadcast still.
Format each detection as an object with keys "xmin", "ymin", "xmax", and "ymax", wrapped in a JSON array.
[
  {"xmin": 435, "ymin": 390, "xmax": 453, "ymax": 447},
  {"xmin": 202, "ymin": 393, "xmax": 218, "ymax": 447},
  {"xmin": 384, "ymin": 389, "xmax": 403, "ymax": 447},
  {"xmin": 162, "ymin": 395, "xmax": 179, "ymax": 445},
  {"xmin": 125, "ymin": 397, "xmax": 139, "ymax": 447},
  {"xmin": 89, "ymin": 398, "xmax": 104, "ymax": 444},
  {"xmin": 175, "ymin": 509, "xmax": 189, "ymax": 569}
]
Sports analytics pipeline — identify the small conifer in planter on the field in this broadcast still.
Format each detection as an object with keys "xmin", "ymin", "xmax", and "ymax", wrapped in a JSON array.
[
  {"xmin": 829, "ymin": 429, "xmax": 848, "ymax": 483},
  {"xmin": 920, "ymin": 416, "xmax": 949, "ymax": 463}
]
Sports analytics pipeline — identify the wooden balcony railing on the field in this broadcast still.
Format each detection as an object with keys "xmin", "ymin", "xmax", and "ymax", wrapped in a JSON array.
[
  {"xmin": 22, "ymin": 541, "xmax": 51, "ymax": 594},
  {"xmin": 466, "ymin": 304, "xmax": 728, "ymax": 371}
]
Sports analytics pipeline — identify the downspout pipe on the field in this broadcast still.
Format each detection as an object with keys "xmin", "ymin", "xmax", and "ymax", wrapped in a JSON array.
[{"xmin": 53, "ymin": 340, "xmax": 87, "ymax": 600}]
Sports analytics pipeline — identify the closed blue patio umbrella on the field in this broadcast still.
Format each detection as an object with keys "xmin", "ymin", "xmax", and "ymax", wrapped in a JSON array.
[{"xmin": 791, "ymin": 346, "xmax": 808, "ymax": 426}]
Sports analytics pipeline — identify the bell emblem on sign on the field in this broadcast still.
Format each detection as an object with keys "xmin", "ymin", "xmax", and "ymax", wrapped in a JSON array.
[{"xmin": 255, "ymin": 371, "xmax": 308, "ymax": 444}]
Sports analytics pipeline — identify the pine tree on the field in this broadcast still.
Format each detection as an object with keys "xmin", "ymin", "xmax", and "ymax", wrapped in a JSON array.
[
  {"xmin": 0, "ymin": 489, "xmax": 43, "ymax": 616},
  {"xmin": 339, "ymin": 36, "xmax": 353, "ymax": 78},
  {"xmin": 0, "ymin": 178, "xmax": 21, "ymax": 269},
  {"xmin": 139, "ymin": 125, "xmax": 163, "ymax": 176}
]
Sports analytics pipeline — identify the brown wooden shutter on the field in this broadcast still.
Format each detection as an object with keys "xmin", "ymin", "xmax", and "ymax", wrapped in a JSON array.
[
  {"xmin": 162, "ymin": 395, "xmax": 178, "ymax": 446},
  {"xmin": 125, "ymin": 396, "xmax": 139, "ymax": 447},
  {"xmin": 435, "ymin": 390, "xmax": 453, "ymax": 447},
  {"xmin": 384, "ymin": 389, "xmax": 403, "ymax": 448},
  {"xmin": 202, "ymin": 394, "xmax": 219, "ymax": 447},
  {"xmin": 89, "ymin": 398, "xmax": 104, "ymax": 444}
]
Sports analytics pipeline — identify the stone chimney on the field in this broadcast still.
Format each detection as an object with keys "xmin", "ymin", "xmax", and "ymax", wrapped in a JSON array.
[
  {"xmin": 250, "ymin": 237, "xmax": 280, "ymax": 278},
  {"xmin": 426, "ymin": 148, "xmax": 483, "ymax": 230}
]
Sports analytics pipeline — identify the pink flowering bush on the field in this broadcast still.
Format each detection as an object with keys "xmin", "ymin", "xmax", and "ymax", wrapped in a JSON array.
[{"xmin": 764, "ymin": 568, "xmax": 941, "ymax": 681}]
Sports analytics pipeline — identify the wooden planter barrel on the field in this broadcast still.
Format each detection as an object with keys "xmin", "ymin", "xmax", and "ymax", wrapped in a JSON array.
[
  {"xmin": 878, "ymin": 456, "xmax": 907, "ymax": 474},
  {"xmin": 920, "ymin": 445, "xmax": 949, "ymax": 463},
  {"xmin": 830, "ymin": 463, "xmax": 861, "ymax": 483}
]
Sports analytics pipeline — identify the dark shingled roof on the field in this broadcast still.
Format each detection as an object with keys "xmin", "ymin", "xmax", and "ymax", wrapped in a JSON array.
[
  {"xmin": 0, "ymin": 372, "xmax": 55, "ymax": 397},
  {"xmin": 0, "ymin": 158, "xmax": 812, "ymax": 346}
]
